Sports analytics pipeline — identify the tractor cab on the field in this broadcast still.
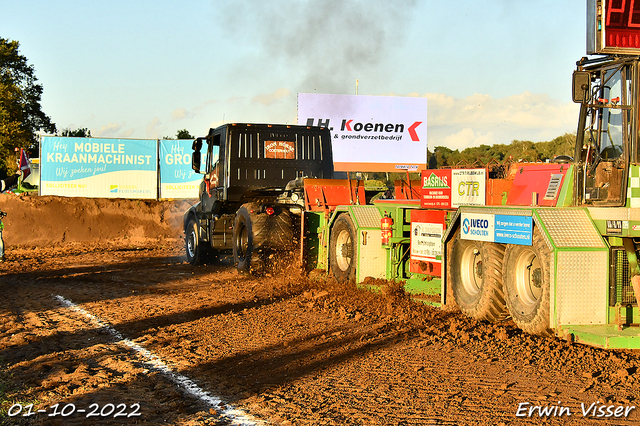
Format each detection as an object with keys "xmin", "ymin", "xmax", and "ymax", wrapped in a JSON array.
[{"xmin": 573, "ymin": 56, "xmax": 636, "ymax": 206}]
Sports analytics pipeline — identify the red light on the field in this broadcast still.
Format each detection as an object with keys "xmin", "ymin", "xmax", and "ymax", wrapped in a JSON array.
[
  {"xmin": 265, "ymin": 207, "xmax": 275, "ymax": 215},
  {"xmin": 605, "ymin": 0, "xmax": 640, "ymax": 48},
  {"xmin": 590, "ymin": 0, "xmax": 640, "ymax": 54}
]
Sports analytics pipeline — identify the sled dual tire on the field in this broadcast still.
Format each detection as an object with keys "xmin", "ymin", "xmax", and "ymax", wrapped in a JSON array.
[
  {"xmin": 502, "ymin": 227, "xmax": 553, "ymax": 336},
  {"xmin": 449, "ymin": 230, "xmax": 508, "ymax": 322},
  {"xmin": 329, "ymin": 214, "xmax": 357, "ymax": 283}
]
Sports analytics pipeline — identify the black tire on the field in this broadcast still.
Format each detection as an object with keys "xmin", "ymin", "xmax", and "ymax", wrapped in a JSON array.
[
  {"xmin": 233, "ymin": 203, "xmax": 295, "ymax": 274},
  {"xmin": 502, "ymin": 226, "xmax": 553, "ymax": 336},
  {"xmin": 552, "ymin": 154, "xmax": 574, "ymax": 164},
  {"xmin": 450, "ymin": 230, "xmax": 508, "ymax": 322},
  {"xmin": 185, "ymin": 217, "xmax": 208, "ymax": 265},
  {"xmin": 329, "ymin": 213, "xmax": 357, "ymax": 283}
]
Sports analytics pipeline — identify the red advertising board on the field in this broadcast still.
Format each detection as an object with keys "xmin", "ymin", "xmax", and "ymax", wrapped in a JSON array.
[
  {"xmin": 602, "ymin": 0, "xmax": 640, "ymax": 50},
  {"xmin": 420, "ymin": 169, "xmax": 452, "ymax": 208}
]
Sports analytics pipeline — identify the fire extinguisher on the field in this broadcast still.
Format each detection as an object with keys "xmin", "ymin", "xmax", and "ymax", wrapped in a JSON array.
[{"xmin": 381, "ymin": 212, "xmax": 393, "ymax": 247}]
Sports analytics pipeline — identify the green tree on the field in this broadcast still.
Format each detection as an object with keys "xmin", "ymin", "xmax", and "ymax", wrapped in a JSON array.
[
  {"xmin": 0, "ymin": 38, "xmax": 56, "ymax": 176},
  {"xmin": 427, "ymin": 134, "xmax": 578, "ymax": 169},
  {"xmin": 163, "ymin": 130, "xmax": 194, "ymax": 140},
  {"xmin": 428, "ymin": 146, "xmax": 458, "ymax": 169},
  {"xmin": 59, "ymin": 127, "xmax": 91, "ymax": 137},
  {"xmin": 504, "ymin": 140, "xmax": 540, "ymax": 162},
  {"xmin": 176, "ymin": 129, "xmax": 194, "ymax": 139},
  {"xmin": 536, "ymin": 133, "xmax": 576, "ymax": 160}
]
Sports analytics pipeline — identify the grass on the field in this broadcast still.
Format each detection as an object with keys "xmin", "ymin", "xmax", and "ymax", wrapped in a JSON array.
[{"xmin": 0, "ymin": 357, "xmax": 38, "ymax": 425}]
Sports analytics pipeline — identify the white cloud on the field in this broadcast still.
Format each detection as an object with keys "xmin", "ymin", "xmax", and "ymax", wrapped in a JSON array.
[
  {"xmin": 251, "ymin": 88, "xmax": 291, "ymax": 106},
  {"xmin": 442, "ymin": 129, "xmax": 497, "ymax": 151},
  {"xmin": 146, "ymin": 117, "xmax": 162, "ymax": 138},
  {"xmin": 93, "ymin": 122, "xmax": 125, "ymax": 138},
  {"xmin": 171, "ymin": 107, "xmax": 191, "ymax": 122},
  {"xmin": 209, "ymin": 120, "xmax": 225, "ymax": 129},
  {"xmin": 422, "ymin": 91, "xmax": 579, "ymax": 150}
]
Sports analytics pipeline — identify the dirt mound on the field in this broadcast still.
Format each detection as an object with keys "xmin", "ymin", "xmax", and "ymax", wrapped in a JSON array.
[{"xmin": 0, "ymin": 194, "xmax": 193, "ymax": 247}]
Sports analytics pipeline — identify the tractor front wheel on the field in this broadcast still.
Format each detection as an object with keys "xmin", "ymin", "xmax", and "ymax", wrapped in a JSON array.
[
  {"xmin": 186, "ymin": 218, "xmax": 204, "ymax": 265},
  {"xmin": 233, "ymin": 204, "xmax": 264, "ymax": 274}
]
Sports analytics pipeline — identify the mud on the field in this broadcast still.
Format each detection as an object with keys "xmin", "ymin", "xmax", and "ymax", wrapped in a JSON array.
[{"xmin": 1, "ymin": 194, "xmax": 640, "ymax": 425}]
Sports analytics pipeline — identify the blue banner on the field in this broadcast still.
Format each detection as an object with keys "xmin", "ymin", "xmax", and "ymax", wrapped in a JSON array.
[
  {"xmin": 461, "ymin": 212, "xmax": 533, "ymax": 246},
  {"xmin": 40, "ymin": 137, "xmax": 157, "ymax": 199},
  {"xmin": 494, "ymin": 214, "xmax": 533, "ymax": 245},
  {"xmin": 159, "ymin": 139, "xmax": 209, "ymax": 199}
]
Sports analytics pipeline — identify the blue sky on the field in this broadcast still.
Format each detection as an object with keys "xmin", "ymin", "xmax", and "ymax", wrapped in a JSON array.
[{"xmin": 2, "ymin": 0, "xmax": 585, "ymax": 151}]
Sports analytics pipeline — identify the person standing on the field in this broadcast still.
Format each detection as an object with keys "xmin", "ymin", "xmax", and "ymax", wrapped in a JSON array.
[
  {"xmin": 1, "ymin": 172, "xmax": 19, "ymax": 193},
  {"xmin": 0, "ymin": 171, "xmax": 21, "ymax": 261}
]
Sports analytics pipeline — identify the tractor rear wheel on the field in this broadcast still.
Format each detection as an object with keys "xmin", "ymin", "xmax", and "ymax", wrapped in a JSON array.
[
  {"xmin": 503, "ymin": 227, "xmax": 552, "ymax": 336},
  {"xmin": 233, "ymin": 203, "xmax": 295, "ymax": 274},
  {"xmin": 450, "ymin": 230, "xmax": 507, "ymax": 322}
]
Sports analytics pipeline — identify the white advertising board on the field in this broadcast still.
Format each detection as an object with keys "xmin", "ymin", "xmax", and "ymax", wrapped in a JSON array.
[
  {"xmin": 410, "ymin": 221, "xmax": 443, "ymax": 262},
  {"xmin": 298, "ymin": 93, "xmax": 427, "ymax": 172},
  {"xmin": 452, "ymin": 169, "xmax": 486, "ymax": 207},
  {"xmin": 460, "ymin": 212, "xmax": 495, "ymax": 243}
]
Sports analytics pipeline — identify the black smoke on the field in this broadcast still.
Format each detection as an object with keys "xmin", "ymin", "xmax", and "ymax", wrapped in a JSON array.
[{"xmin": 219, "ymin": 0, "xmax": 418, "ymax": 94}]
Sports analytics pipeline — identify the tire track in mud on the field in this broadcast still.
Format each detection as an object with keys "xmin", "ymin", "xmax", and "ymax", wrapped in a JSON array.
[
  {"xmin": 53, "ymin": 294, "xmax": 264, "ymax": 426},
  {"xmin": 4, "ymin": 240, "xmax": 640, "ymax": 425},
  {"xmin": 250, "ymin": 335, "xmax": 639, "ymax": 425}
]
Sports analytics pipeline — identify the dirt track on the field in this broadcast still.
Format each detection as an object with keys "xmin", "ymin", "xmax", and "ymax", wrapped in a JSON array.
[{"xmin": 2, "ymin": 194, "xmax": 640, "ymax": 425}]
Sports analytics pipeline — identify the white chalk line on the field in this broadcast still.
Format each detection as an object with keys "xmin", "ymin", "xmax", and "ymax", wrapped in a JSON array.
[{"xmin": 54, "ymin": 295, "xmax": 264, "ymax": 426}]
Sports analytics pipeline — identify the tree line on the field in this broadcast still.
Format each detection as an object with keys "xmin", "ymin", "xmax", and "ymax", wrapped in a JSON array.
[
  {"xmin": 427, "ymin": 133, "xmax": 576, "ymax": 169},
  {"xmin": 0, "ymin": 38, "xmax": 55, "ymax": 177}
]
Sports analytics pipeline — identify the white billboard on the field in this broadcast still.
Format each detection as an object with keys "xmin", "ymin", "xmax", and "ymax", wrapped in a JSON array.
[
  {"xmin": 298, "ymin": 93, "xmax": 427, "ymax": 172},
  {"xmin": 452, "ymin": 169, "xmax": 486, "ymax": 207}
]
